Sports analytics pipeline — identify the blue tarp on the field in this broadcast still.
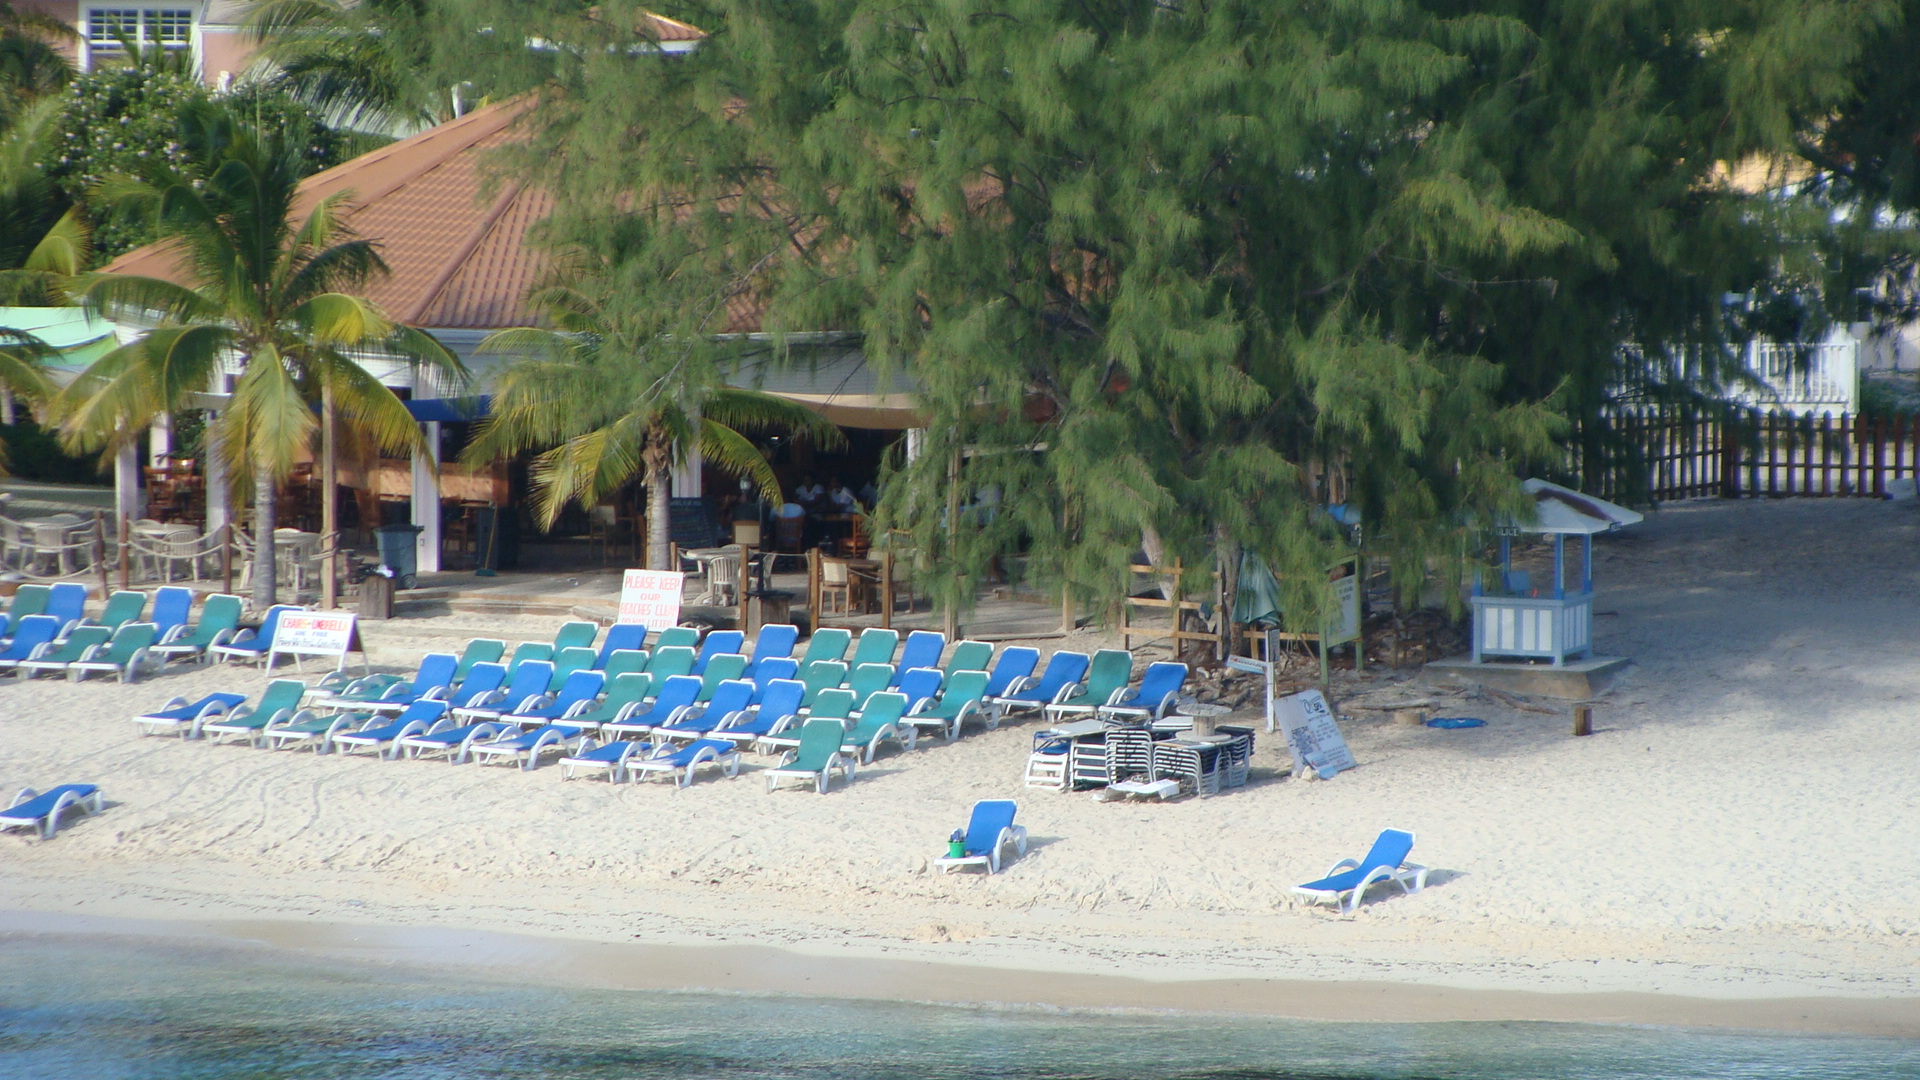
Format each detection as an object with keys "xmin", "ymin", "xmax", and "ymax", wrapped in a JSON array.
[{"xmin": 402, "ymin": 396, "xmax": 489, "ymax": 423}]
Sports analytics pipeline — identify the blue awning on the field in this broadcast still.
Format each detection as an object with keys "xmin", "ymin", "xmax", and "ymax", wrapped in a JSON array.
[{"xmin": 404, "ymin": 396, "xmax": 489, "ymax": 423}]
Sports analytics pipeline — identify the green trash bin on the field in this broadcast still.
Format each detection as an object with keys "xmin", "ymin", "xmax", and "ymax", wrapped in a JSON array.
[{"xmin": 375, "ymin": 524, "xmax": 423, "ymax": 589}]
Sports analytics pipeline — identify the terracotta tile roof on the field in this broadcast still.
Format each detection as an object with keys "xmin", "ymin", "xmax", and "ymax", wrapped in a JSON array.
[{"xmin": 102, "ymin": 100, "xmax": 560, "ymax": 330}]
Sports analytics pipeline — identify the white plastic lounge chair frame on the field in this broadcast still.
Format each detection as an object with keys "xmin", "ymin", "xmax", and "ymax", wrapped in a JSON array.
[
  {"xmin": 625, "ymin": 739, "xmax": 741, "ymax": 787},
  {"xmin": 557, "ymin": 737, "xmax": 651, "ymax": 782},
  {"xmin": 467, "ymin": 725, "xmax": 587, "ymax": 770},
  {"xmin": 132, "ymin": 693, "xmax": 245, "ymax": 738}
]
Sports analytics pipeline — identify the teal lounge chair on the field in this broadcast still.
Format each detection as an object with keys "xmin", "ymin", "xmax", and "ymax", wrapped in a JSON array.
[
  {"xmin": 66, "ymin": 622, "xmax": 158, "ymax": 683},
  {"xmin": 797, "ymin": 659, "xmax": 848, "ymax": 708},
  {"xmin": 602, "ymin": 649, "xmax": 650, "ymax": 679},
  {"xmin": 1041, "ymin": 650, "xmax": 1128, "ymax": 722},
  {"xmin": 85, "ymin": 590, "xmax": 147, "ymax": 631},
  {"xmin": 553, "ymin": 620, "xmax": 599, "ymax": 652},
  {"xmin": 763, "ymin": 688, "xmax": 853, "ymax": 754},
  {"xmin": 695, "ymin": 653, "xmax": 747, "ymax": 702},
  {"xmin": 0, "ymin": 583, "xmax": 50, "ymax": 638},
  {"xmin": 933, "ymin": 800, "xmax": 1028, "ymax": 874},
  {"xmin": 150, "ymin": 593, "xmax": 243, "ymax": 663},
  {"xmin": 905, "ymin": 670, "xmax": 992, "ymax": 741},
  {"xmin": 841, "ymin": 690, "xmax": 913, "ymax": 764},
  {"xmin": 1292, "ymin": 829, "xmax": 1428, "ymax": 913},
  {"xmin": 799, "ymin": 627, "xmax": 851, "ymax": 666},
  {"xmin": 564, "ymin": 672, "xmax": 654, "ymax": 733},
  {"xmin": 454, "ymin": 638, "xmax": 507, "ymax": 680},
  {"xmin": 15, "ymin": 625, "xmax": 110, "ymax": 679},
  {"xmin": 652, "ymin": 625, "xmax": 700, "ymax": 652},
  {"xmin": 549, "ymin": 646, "xmax": 598, "ymax": 691},
  {"xmin": 647, "ymin": 645, "xmax": 697, "ymax": 682},
  {"xmin": 200, "ymin": 680, "xmax": 309, "ymax": 745},
  {"xmin": 850, "ymin": 628, "xmax": 898, "ymax": 668},
  {"xmin": 846, "ymin": 662, "xmax": 895, "ymax": 713},
  {"xmin": 764, "ymin": 719, "xmax": 857, "ymax": 794},
  {"xmin": 945, "ymin": 640, "xmax": 993, "ymax": 676}
]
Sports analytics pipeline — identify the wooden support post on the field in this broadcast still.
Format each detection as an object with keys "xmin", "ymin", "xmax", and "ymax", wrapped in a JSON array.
[
  {"xmin": 92, "ymin": 513, "xmax": 110, "ymax": 597},
  {"xmin": 221, "ymin": 523, "xmax": 233, "ymax": 596},
  {"xmin": 806, "ymin": 547, "xmax": 821, "ymax": 631},
  {"xmin": 880, "ymin": 548, "xmax": 893, "ymax": 630},
  {"xmin": 1572, "ymin": 703, "xmax": 1594, "ymax": 737},
  {"xmin": 736, "ymin": 542, "xmax": 751, "ymax": 627},
  {"xmin": 118, "ymin": 517, "xmax": 130, "ymax": 590}
]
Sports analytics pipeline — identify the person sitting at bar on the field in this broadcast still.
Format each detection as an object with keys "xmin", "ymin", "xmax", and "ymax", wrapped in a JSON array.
[{"xmin": 828, "ymin": 477, "xmax": 859, "ymax": 513}]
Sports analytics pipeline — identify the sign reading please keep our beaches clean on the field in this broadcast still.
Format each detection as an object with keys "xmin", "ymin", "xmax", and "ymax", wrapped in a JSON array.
[
  {"xmin": 619, "ymin": 569, "xmax": 685, "ymax": 630},
  {"xmin": 268, "ymin": 611, "xmax": 364, "ymax": 671}
]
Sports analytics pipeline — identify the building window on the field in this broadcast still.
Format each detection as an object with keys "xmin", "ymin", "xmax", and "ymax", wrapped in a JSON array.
[{"xmin": 85, "ymin": 7, "xmax": 193, "ymax": 49}]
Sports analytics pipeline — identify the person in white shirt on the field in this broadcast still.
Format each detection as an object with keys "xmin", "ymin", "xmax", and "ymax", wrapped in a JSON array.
[
  {"xmin": 795, "ymin": 475, "xmax": 825, "ymax": 509},
  {"xmin": 827, "ymin": 477, "xmax": 858, "ymax": 512}
]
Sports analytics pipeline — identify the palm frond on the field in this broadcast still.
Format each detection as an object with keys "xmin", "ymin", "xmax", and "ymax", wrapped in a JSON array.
[
  {"xmin": 75, "ymin": 271, "xmax": 219, "ymax": 324},
  {"xmin": 227, "ymin": 342, "xmax": 317, "ymax": 479},
  {"xmin": 698, "ymin": 418, "xmax": 782, "ymax": 497}
]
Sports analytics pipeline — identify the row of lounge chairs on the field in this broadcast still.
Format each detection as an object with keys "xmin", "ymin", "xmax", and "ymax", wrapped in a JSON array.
[{"xmin": 0, "ymin": 585, "xmax": 253, "ymax": 681}]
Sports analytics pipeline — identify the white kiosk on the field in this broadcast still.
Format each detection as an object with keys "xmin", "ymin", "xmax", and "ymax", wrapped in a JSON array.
[{"xmin": 1470, "ymin": 479, "xmax": 1642, "ymax": 667}]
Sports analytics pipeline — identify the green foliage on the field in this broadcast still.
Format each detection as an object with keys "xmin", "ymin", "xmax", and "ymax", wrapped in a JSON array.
[
  {"xmin": 59, "ymin": 104, "xmax": 466, "ymax": 603},
  {"xmin": 0, "ymin": 416, "xmax": 103, "ymax": 483},
  {"xmin": 475, "ymin": 0, "xmax": 1897, "ymax": 622},
  {"xmin": 0, "ymin": 0, "xmax": 76, "ymax": 131}
]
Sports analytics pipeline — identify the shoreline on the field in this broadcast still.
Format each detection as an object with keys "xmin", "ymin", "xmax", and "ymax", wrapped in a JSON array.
[{"xmin": 8, "ymin": 905, "xmax": 1920, "ymax": 1038}]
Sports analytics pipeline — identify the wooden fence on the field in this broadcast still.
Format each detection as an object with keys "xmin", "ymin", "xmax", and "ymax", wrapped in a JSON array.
[{"xmin": 1578, "ymin": 409, "xmax": 1920, "ymax": 504}]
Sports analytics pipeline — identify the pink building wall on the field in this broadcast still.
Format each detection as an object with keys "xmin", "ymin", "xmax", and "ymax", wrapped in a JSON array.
[{"xmin": 16, "ymin": 0, "xmax": 259, "ymax": 87}]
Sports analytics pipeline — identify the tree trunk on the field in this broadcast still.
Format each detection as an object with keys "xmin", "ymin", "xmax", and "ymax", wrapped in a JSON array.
[
  {"xmin": 252, "ymin": 462, "xmax": 277, "ymax": 609},
  {"xmin": 320, "ymin": 384, "xmax": 337, "ymax": 609},
  {"xmin": 646, "ymin": 466, "xmax": 672, "ymax": 571}
]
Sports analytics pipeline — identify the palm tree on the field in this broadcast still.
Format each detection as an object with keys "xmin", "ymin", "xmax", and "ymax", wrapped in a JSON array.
[
  {"xmin": 0, "ymin": 97, "xmax": 77, "ymax": 423},
  {"xmin": 466, "ymin": 261, "xmax": 843, "ymax": 571},
  {"xmin": 239, "ymin": 0, "xmax": 463, "ymax": 134},
  {"xmin": 59, "ymin": 103, "xmax": 465, "ymax": 607},
  {"xmin": 0, "ymin": 0, "xmax": 76, "ymax": 131}
]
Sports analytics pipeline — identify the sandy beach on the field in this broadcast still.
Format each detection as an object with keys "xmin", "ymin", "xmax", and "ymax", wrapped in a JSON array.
[{"xmin": 5, "ymin": 498, "xmax": 1920, "ymax": 1031}]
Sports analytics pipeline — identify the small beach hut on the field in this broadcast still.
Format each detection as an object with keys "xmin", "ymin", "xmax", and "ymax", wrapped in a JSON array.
[{"xmin": 1471, "ymin": 479, "xmax": 1643, "ymax": 667}]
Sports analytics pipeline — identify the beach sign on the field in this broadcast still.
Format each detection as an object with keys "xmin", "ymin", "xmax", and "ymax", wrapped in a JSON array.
[
  {"xmin": 619, "ymin": 569, "xmax": 686, "ymax": 630},
  {"xmin": 1325, "ymin": 562, "xmax": 1361, "ymax": 646},
  {"xmin": 268, "ymin": 611, "xmax": 366, "ymax": 672},
  {"xmin": 1276, "ymin": 688, "xmax": 1357, "ymax": 779}
]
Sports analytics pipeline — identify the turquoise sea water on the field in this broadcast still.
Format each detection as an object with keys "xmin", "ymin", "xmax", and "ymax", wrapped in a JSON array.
[{"xmin": 3, "ymin": 936, "xmax": 1918, "ymax": 1080}]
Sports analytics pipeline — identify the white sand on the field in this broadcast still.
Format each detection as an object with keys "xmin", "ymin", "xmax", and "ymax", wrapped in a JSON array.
[{"xmin": 4, "ymin": 498, "xmax": 1920, "ymax": 1020}]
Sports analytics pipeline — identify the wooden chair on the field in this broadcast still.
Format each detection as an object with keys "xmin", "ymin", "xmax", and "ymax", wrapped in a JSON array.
[{"xmin": 820, "ymin": 555, "xmax": 853, "ymax": 615}]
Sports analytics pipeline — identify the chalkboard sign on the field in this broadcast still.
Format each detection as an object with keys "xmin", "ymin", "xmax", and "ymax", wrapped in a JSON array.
[{"xmin": 668, "ymin": 497, "xmax": 720, "ymax": 548}]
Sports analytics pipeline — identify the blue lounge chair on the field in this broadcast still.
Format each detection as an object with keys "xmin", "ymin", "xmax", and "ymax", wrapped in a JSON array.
[
  {"xmin": 395, "ymin": 720, "xmax": 510, "ymax": 763},
  {"xmin": 764, "ymin": 719, "xmax": 857, "ymax": 794},
  {"xmin": 149, "ymin": 586, "xmax": 193, "ymax": 638},
  {"xmin": 0, "ymin": 615, "xmax": 59, "ymax": 672},
  {"xmin": 207, "ymin": 604, "xmax": 300, "ymax": 666},
  {"xmin": 467, "ymin": 723, "xmax": 588, "ymax": 770},
  {"xmin": 991, "ymin": 650, "xmax": 1088, "ymax": 717},
  {"xmin": 850, "ymin": 627, "xmax": 898, "ymax": 668},
  {"xmin": 594, "ymin": 623, "xmax": 647, "ymax": 668},
  {"xmin": 746, "ymin": 657, "xmax": 798, "ymax": 703},
  {"xmin": 553, "ymin": 620, "xmax": 599, "ymax": 652},
  {"xmin": 709, "ymin": 678, "xmax": 805, "ymax": 749},
  {"xmin": 798, "ymin": 627, "xmax": 851, "ymax": 666},
  {"xmin": 558, "ymin": 737, "xmax": 653, "ymax": 782},
  {"xmin": 1, "ymin": 784, "xmax": 102, "ymax": 840},
  {"xmin": 981, "ymin": 646, "xmax": 1039, "ymax": 699},
  {"xmin": 315, "ymin": 652, "xmax": 457, "ymax": 711},
  {"xmin": 44, "ymin": 582, "xmax": 87, "ymax": 636},
  {"xmin": 904, "ymin": 670, "xmax": 992, "ymax": 741},
  {"xmin": 1098, "ymin": 661, "xmax": 1190, "ymax": 720},
  {"xmin": 748, "ymin": 623, "xmax": 798, "ymax": 665},
  {"xmin": 441, "ymin": 662, "xmax": 508, "ymax": 713},
  {"xmin": 601, "ymin": 675, "xmax": 703, "ymax": 738},
  {"xmin": 933, "ymin": 800, "xmax": 1028, "ymax": 874},
  {"xmin": 150, "ymin": 593, "xmax": 243, "ymax": 663},
  {"xmin": 331, "ymin": 701, "xmax": 452, "ymax": 758},
  {"xmin": 841, "ymin": 690, "xmax": 913, "ymax": 764},
  {"xmin": 891, "ymin": 631, "xmax": 945, "ymax": 685},
  {"xmin": 627, "ymin": 738, "xmax": 740, "ymax": 787},
  {"xmin": 653, "ymin": 679, "xmax": 755, "ymax": 742},
  {"xmin": 133, "ymin": 692, "xmax": 248, "ymax": 738},
  {"xmin": 259, "ymin": 703, "xmax": 371, "ymax": 753},
  {"xmin": 453, "ymin": 660, "xmax": 554, "ymax": 721},
  {"xmin": 896, "ymin": 667, "xmax": 944, "ymax": 714},
  {"xmin": 692, "ymin": 630, "xmax": 744, "ymax": 675},
  {"xmin": 945, "ymin": 640, "xmax": 993, "ymax": 676},
  {"xmin": 503, "ymin": 669, "xmax": 605, "ymax": 726},
  {"xmin": 1292, "ymin": 829, "xmax": 1429, "ymax": 913}
]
